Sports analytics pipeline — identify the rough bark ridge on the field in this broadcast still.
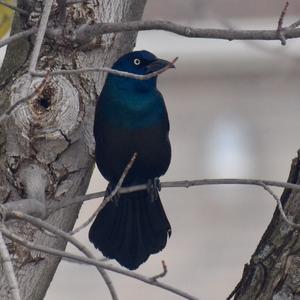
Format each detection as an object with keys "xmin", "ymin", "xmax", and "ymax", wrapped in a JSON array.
[
  {"xmin": 233, "ymin": 153, "xmax": 300, "ymax": 299},
  {"xmin": 0, "ymin": 0, "xmax": 146, "ymax": 299}
]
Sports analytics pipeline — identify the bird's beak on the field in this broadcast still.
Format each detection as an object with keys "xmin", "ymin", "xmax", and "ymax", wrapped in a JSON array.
[{"xmin": 146, "ymin": 58, "xmax": 175, "ymax": 73}]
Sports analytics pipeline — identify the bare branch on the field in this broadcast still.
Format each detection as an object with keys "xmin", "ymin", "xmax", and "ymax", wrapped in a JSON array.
[
  {"xmin": 69, "ymin": 20, "xmax": 300, "ymax": 44},
  {"xmin": 0, "ymin": 0, "xmax": 28, "ymax": 15},
  {"xmin": 31, "ymin": 57, "xmax": 178, "ymax": 80},
  {"xmin": 3, "ymin": 19, "xmax": 300, "ymax": 53},
  {"xmin": 288, "ymin": 19, "xmax": 300, "ymax": 31},
  {"xmin": 29, "ymin": 0, "xmax": 54, "ymax": 72},
  {"xmin": 0, "ymin": 225, "xmax": 200, "ymax": 300},
  {"xmin": 151, "ymin": 260, "xmax": 168, "ymax": 281},
  {"xmin": 3, "ymin": 17, "xmax": 300, "ymax": 55},
  {"xmin": 0, "ymin": 232, "xmax": 21, "ymax": 300},
  {"xmin": 70, "ymin": 208, "xmax": 98, "ymax": 235},
  {"xmin": 259, "ymin": 182, "xmax": 300, "ymax": 228},
  {"xmin": 5, "ymin": 210, "xmax": 118, "ymax": 300},
  {"xmin": 0, "ymin": 28, "xmax": 37, "ymax": 49},
  {"xmin": 277, "ymin": 2, "xmax": 289, "ymax": 45},
  {"xmin": 49, "ymin": 178, "xmax": 300, "ymax": 214},
  {"xmin": 71, "ymin": 152, "xmax": 138, "ymax": 235}
]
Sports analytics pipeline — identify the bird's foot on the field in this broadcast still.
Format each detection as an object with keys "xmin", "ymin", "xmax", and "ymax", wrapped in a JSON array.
[
  {"xmin": 105, "ymin": 183, "xmax": 120, "ymax": 205},
  {"xmin": 147, "ymin": 178, "xmax": 161, "ymax": 202}
]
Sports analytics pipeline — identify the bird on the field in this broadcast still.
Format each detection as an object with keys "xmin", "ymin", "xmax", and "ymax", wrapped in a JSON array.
[{"xmin": 89, "ymin": 50, "xmax": 174, "ymax": 270}]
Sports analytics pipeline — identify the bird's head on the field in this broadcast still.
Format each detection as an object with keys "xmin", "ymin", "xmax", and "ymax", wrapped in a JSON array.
[{"xmin": 109, "ymin": 50, "xmax": 174, "ymax": 92}]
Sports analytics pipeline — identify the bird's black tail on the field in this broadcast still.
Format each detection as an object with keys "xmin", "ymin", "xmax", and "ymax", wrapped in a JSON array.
[{"xmin": 89, "ymin": 186, "xmax": 171, "ymax": 270}]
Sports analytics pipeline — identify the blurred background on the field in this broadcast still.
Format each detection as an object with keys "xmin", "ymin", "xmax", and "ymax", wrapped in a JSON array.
[{"xmin": 2, "ymin": 0, "xmax": 300, "ymax": 299}]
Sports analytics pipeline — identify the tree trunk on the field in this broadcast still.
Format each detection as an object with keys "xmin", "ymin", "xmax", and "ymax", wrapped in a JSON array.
[
  {"xmin": 0, "ymin": 1, "xmax": 146, "ymax": 299},
  {"xmin": 233, "ymin": 153, "xmax": 300, "ymax": 299}
]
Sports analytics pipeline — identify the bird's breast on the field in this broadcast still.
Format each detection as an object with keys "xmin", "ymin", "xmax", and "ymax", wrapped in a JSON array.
[{"xmin": 101, "ymin": 90, "xmax": 167, "ymax": 129}]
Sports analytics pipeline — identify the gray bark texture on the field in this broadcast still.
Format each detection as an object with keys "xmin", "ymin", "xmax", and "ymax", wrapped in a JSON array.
[
  {"xmin": 232, "ymin": 154, "xmax": 300, "ymax": 300},
  {"xmin": 0, "ymin": 0, "xmax": 146, "ymax": 299}
]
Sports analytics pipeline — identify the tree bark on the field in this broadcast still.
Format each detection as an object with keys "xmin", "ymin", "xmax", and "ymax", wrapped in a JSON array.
[
  {"xmin": 0, "ymin": 1, "xmax": 146, "ymax": 299},
  {"xmin": 232, "ymin": 153, "xmax": 300, "ymax": 299}
]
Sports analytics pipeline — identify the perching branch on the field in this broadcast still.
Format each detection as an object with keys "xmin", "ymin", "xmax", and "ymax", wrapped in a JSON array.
[
  {"xmin": 0, "ymin": 233, "xmax": 21, "ymax": 300},
  {"xmin": 0, "ymin": 225, "xmax": 199, "ymax": 300},
  {"xmin": 50, "ymin": 177, "xmax": 300, "ymax": 212},
  {"xmin": 48, "ymin": 177, "xmax": 300, "ymax": 232}
]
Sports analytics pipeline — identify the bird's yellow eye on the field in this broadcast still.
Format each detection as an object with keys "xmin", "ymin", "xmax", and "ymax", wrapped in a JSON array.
[{"xmin": 133, "ymin": 58, "xmax": 141, "ymax": 65}]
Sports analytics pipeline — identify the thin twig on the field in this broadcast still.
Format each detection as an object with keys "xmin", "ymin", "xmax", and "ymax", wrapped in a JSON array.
[
  {"xmin": 151, "ymin": 260, "xmax": 168, "ymax": 281},
  {"xmin": 0, "ymin": 0, "xmax": 28, "ymax": 15},
  {"xmin": 259, "ymin": 182, "xmax": 300, "ymax": 228},
  {"xmin": 0, "ymin": 28, "xmax": 37, "ymax": 49},
  {"xmin": 31, "ymin": 57, "xmax": 178, "ymax": 80},
  {"xmin": 71, "ymin": 208, "xmax": 99, "ymax": 235},
  {"xmin": 5, "ymin": 210, "xmax": 119, "ymax": 300},
  {"xmin": 0, "ymin": 232, "xmax": 21, "ymax": 300},
  {"xmin": 71, "ymin": 152, "xmax": 138, "ymax": 235},
  {"xmin": 49, "ymin": 178, "xmax": 300, "ymax": 214},
  {"xmin": 288, "ymin": 19, "xmax": 300, "ymax": 31},
  {"xmin": 29, "ymin": 0, "xmax": 54, "ymax": 72},
  {"xmin": 0, "ymin": 225, "xmax": 199, "ymax": 300},
  {"xmin": 277, "ymin": 1, "xmax": 289, "ymax": 45}
]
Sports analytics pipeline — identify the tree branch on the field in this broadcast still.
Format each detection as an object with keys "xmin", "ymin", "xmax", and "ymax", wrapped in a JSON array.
[
  {"xmin": 29, "ymin": 0, "xmax": 54, "ymax": 73},
  {"xmin": 47, "ymin": 177, "xmax": 300, "ymax": 236},
  {"xmin": 0, "ymin": 232, "xmax": 21, "ymax": 300},
  {"xmin": 0, "ymin": 225, "xmax": 199, "ymax": 300},
  {"xmin": 69, "ymin": 20, "xmax": 300, "ymax": 44},
  {"xmin": 151, "ymin": 260, "xmax": 168, "ymax": 281},
  {"xmin": 276, "ymin": 2, "xmax": 289, "ymax": 45},
  {"xmin": 31, "ymin": 57, "xmax": 177, "ymax": 80},
  {"xmin": 259, "ymin": 182, "xmax": 300, "ymax": 228},
  {"xmin": 2, "ymin": 18, "xmax": 300, "ymax": 53},
  {"xmin": 4, "ymin": 210, "xmax": 119, "ymax": 300},
  {"xmin": 0, "ymin": 28, "xmax": 37, "ymax": 48},
  {"xmin": 50, "ymin": 177, "xmax": 300, "ymax": 213}
]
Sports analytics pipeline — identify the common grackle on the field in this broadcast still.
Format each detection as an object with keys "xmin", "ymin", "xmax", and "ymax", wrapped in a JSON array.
[{"xmin": 89, "ymin": 50, "xmax": 173, "ymax": 270}]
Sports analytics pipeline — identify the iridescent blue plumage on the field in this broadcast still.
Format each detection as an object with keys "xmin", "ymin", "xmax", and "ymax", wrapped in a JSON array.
[{"xmin": 89, "ymin": 50, "xmax": 173, "ymax": 270}]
